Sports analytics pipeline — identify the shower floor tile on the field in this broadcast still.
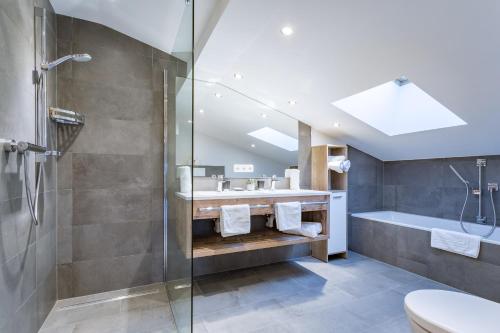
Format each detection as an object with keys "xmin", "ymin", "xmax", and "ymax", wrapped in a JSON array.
[
  {"xmin": 39, "ymin": 283, "xmax": 177, "ymax": 333},
  {"xmin": 194, "ymin": 251, "xmax": 461, "ymax": 333}
]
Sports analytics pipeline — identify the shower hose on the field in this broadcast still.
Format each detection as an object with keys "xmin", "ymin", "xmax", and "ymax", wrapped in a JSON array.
[
  {"xmin": 22, "ymin": 152, "xmax": 43, "ymax": 226},
  {"xmin": 458, "ymin": 183, "xmax": 497, "ymax": 238}
]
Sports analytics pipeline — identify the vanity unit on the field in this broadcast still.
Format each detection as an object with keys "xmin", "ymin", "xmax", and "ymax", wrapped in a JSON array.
[{"xmin": 176, "ymin": 190, "xmax": 331, "ymax": 262}]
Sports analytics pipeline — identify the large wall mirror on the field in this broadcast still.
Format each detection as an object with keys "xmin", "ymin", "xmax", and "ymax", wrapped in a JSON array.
[{"xmin": 192, "ymin": 79, "xmax": 298, "ymax": 178}]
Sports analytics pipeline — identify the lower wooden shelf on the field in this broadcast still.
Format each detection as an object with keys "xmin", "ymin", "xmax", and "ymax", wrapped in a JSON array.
[{"xmin": 193, "ymin": 230, "xmax": 328, "ymax": 258}]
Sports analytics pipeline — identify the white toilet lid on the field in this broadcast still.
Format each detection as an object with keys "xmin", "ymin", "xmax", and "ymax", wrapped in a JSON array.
[{"xmin": 405, "ymin": 290, "xmax": 500, "ymax": 333}]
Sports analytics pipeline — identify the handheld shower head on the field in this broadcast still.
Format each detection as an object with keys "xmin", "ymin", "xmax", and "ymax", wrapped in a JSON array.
[
  {"xmin": 449, "ymin": 165, "xmax": 469, "ymax": 185},
  {"xmin": 41, "ymin": 53, "xmax": 92, "ymax": 71}
]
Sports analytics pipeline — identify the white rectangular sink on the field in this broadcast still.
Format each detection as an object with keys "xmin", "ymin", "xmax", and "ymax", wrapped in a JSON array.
[{"xmin": 176, "ymin": 189, "xmax": 330, "ymax": 200}]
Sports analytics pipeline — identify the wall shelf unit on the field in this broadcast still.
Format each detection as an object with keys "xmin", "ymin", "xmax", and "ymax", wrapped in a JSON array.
[{"xmin": 311, "ymin": 144, "xmax": 348, "ymax": 258}]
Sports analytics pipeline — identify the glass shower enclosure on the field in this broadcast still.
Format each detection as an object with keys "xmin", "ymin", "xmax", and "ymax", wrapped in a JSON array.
[{"xmin": 165, "ymin": 1, "xmax": 194, "ymax": 332}]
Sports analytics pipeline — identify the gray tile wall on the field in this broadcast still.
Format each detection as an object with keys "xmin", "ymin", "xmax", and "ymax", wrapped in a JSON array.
[
  {"xmin": 298, "ymin": 121, "xmax": 312, "ymax": 189},
  {"xmin": 384, "ymin": 156, "xmax": 500, "ymax": 224},
  {"xmin": 0, "ymin": 0, "xmax": 57, "ymax": 332},
  {"xmin": 347, "ymin": 145, "xmax": 384, "ymax": 214},
  {"xmin": 56, "ymin": 15, "xmax": 184, "ymax": 298}
]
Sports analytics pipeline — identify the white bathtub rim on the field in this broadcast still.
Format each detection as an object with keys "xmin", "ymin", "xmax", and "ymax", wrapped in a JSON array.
[{"xmin": 351, "ymin": 210, "xmax": 500, "ymax": 246}]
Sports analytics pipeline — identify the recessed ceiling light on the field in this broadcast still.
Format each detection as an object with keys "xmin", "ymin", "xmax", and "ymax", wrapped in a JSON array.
[
  {"xmin": 251, "ymin": 144, "xmax": 256, "ymax": 148},
  {"xmin": 281, "ymin": 26, "xmax": 294, "ymax": 36},
  {"xmin": 199, "ymin": 109, "xmax": 205, "ymax": 114},
  {"xmin": 261, "ymin": 113, "xmax": 267, "ymax": 118},
  {"xmin": 214, "ymin": 93, "xmax": 222, "ymax": 98},
  {"xmin": 288, "ymin": 100, "xmax": 297, "ymax": 106},
  {"xmin": 234, "ymin": 73, "xmax": 243, "ymax": 80},
  {"xmin": 333, "ymin": 122, "xmax": 340, "ymax": 128}
]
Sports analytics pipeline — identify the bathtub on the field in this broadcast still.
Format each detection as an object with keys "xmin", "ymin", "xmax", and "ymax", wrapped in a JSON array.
[
  {"xmin": 349, "ymin": 210, "xmax": 500, "ymax": 302},
  {"xmin": 351, "ymin": 211, "xmax": 500, "ymax": 245}
]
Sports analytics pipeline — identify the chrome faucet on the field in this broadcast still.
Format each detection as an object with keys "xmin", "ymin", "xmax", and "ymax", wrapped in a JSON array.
[
  {"xmin": 270, "ymin": 175, "xmax": 277, "ymax": 191},
  {"xmin": 216, "ymin": 175, "xmax": 230, "ymax": 192}
]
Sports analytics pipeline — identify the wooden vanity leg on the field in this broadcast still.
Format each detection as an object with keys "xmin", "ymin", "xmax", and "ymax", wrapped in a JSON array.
[{"xmin": 311, "ymin": 240, "xmax": 328, "ymax": 262}]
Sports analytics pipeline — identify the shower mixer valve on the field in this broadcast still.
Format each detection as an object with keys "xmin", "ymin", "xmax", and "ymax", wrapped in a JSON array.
[{"xmin": 488, "ymin": 183, "xmax": 499, "ymax": 192}]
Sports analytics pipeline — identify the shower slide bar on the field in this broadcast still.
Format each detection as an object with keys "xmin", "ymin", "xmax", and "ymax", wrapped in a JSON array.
[{"xmin": 198, "ymin": 201, "xmax": 328, "ymax": 212}]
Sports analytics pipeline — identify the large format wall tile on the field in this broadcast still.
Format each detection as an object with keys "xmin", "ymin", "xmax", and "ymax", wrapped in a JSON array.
[
  {"xmin": 72, "ymin": 153, "xmax": 152, "ymax": 190},
  {"xmin": 56, "ymin": 15, "xmax": 184, "ymax": 297},
  {"xmin": 71, "ymin": 253, "xmax": 153, "ymax": 296},
  {"xmin": 384, "ymin": 155, "xmax": 500, "ymax": 224}
]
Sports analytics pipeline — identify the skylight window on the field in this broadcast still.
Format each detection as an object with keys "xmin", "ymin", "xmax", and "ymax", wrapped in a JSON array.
[
  {"xmin": 332, "ymin": 78, "xmax": 467, "ymax": 136},
  {"xmin": 248, "ymin": 127, "xmax": 298, "ymax": 151}
]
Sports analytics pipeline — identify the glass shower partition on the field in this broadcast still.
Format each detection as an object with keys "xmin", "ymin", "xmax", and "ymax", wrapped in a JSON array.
[{"xmin": 165, "ymin": 1, "xmax": 194, "ymax": 332}]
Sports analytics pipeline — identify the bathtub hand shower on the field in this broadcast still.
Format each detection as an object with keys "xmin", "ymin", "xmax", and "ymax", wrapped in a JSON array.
[{"xmin": 450, "ymin": 162, "xmax": 498, "ymax": 238}]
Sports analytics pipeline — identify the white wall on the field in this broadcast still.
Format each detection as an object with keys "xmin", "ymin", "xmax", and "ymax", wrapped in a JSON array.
[
  {"xmin": 193, "ymin": 132, "xmax": 290, "ymax": 177},
  {"xmin": 311, "ymin": 129, "xmax": 343, "ymax": 146}
]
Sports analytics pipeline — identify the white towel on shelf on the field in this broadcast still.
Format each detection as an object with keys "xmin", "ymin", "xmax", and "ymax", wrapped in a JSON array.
[
  {"xmin": 431, "ymin": 228, "xmax": 481, "ymax": 258},
  {"xmin": 220, "ymin": 204, "xmax": 251, "ymax": 238},
  {"xmin": 285, "ymin": 169, "xmax": 300, "ymax": 190},
  {"xmin": 284, "ymin": 222, "xmax": 323, "ymax": 238},
  {"xmin": 275, "ymin": 202, "xmax": 302, "ymax": 231}
]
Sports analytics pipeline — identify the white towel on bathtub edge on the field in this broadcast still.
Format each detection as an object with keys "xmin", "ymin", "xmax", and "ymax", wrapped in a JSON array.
[
  {"xmin": 431, "ymin": 228, "xmax": 481, "ymax": 258},
  {"xmin": 220, "ymin": 204, "xmax": 251, "ymax": 238},
  {"xmin": 275, "ymin": 201, "xmax": 302, "ymax": 231}
]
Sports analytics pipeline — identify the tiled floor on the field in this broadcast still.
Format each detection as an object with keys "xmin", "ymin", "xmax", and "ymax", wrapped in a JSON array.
[
  {"xmin": 39, "ymin": 283, "xmax": 177, "ymax": 333},
  {"xmin": 193, "ymin": 252, "xmax": 460, "ymax": 333},
  {"xmin": 40, "ymin": 252, "xmax": 460, "ymax": 333}
]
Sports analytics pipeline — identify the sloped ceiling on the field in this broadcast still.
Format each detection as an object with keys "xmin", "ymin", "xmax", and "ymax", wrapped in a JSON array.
[
  {"xmin": 195, "ymin": 0, "xmax": 500, "ymax": 161},
  {"xmin": 50, "ymin": 0, "xmax": 500, "ymax": 161},
  {"xmin": 50, "ymin": 0, "xmax": 188, "ymax": 53}
]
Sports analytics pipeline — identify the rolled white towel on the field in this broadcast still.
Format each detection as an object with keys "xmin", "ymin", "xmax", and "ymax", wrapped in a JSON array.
[{"xmin": 284, "ymin": 222, "xmax": 323, "ymax": 238}]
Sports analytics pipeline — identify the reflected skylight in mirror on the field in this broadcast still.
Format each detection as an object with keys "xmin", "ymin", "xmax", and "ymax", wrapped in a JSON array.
[
  {"xmin": 248, "ymin": 127, "xmax": 298, "ymax": 151},
  {"xmin": 332, "ymin": 79, "xmax": 467, "ymax": 136}
]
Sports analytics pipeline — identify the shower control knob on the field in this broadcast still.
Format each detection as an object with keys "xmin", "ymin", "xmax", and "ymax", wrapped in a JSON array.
[{"xmin": 488, "ymin": 183, "xmax": 499, "ymax": 192}]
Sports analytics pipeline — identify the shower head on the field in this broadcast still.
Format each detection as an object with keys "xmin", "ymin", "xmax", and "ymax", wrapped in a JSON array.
[
  {"xmin": 41, "ymin": 53, "xmax": 92, "ymax": 71},
  {"xmin": 449, "ymin": 165, "xmax": 469, "ymax": 185}
]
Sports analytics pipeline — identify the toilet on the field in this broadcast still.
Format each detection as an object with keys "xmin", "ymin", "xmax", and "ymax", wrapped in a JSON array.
[{"xmin": 404, "ymin": 290, "xmax": 500, "ymax": 333}]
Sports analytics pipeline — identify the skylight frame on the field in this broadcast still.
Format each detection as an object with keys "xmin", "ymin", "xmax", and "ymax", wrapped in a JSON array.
[
  {"xmin": 247, "ymin": 127, "xmax": 298, "ymax": 151},
  {"xmin": 332, "ymin": 79, "xmax": 467, "ymax": 136}
]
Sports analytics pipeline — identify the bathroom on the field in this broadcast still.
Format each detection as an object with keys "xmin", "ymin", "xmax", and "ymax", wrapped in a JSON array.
[{"xmin": 0, "ymin": 1, "xmax": 499, "ymax": 332}]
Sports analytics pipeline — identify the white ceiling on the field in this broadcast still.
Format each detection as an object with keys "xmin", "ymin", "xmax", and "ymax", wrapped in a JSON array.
[
  {"xmin": 50, "ymin": 0, "xmax": 199, "ymax": 55},
  {"xmin": 195, "ymin": 0, "xmax": 500, "ymax": 161}
]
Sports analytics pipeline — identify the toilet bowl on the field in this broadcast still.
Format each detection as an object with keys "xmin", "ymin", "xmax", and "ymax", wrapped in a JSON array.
[{"xmin": 404, "ymin": 289, "xmax": 500, "ymax": 333}]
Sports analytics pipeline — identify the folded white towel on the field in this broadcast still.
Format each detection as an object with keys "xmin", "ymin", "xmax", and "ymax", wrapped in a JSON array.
[
  {"xmin": 431, "ymin": 228, "xmax": 481, "ymax": 258},
  {"xmin": 275, "ymin": 202, "xmax": 302, "ymax": 231},
  {"xmin": 220, "ymin": 204, "xmax": 251, "ymax": 238},
  {"xmin": 284, "ymin": 222, "xmax": 323, "ymax": 238}
]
